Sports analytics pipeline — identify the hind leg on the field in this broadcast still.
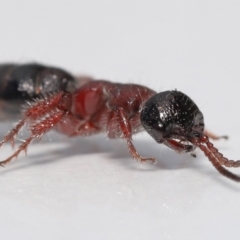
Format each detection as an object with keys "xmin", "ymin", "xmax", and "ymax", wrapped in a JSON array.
[
  {"xmin": 0, "ymin": 111, "xmax": 66, "ymax": 166},
  {"xmin": 0, "ymin": 92, "xmax": 64, "ymax": 148}
]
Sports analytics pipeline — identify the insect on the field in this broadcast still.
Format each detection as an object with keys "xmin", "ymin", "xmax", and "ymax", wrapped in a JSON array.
[
  {"xmin": 0, "ymin": 63, "xmax": 239, "ymax": 182},
  {"xmin": 0, "ymin": 63, "xmax": 88, "ymax": 120}
]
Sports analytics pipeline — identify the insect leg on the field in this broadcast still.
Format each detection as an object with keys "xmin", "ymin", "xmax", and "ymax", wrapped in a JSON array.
[
  {"xmin": 68, "ymin": 121, "xmax": 101, "ymax": 137},
  {"xmin": 0, "ymin": 111, "xmax": 65, "ymax": 166},
  {"xmin": 204, "ymin": 129, "xmax": 228, "ymax": 140},
  {"xmin": 0, "ymin": 92, "xmax": 64, "ymax": 149},
  {"xmin": 117, "ymin": 108, "xmax": 155, "ymax": 163}
]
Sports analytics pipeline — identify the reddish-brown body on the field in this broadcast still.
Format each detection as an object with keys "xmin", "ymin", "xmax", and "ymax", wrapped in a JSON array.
[
  {"xmin": 1, "ymin": 63, "xmax": 240, "ymax": 183},
  {"xmin": 0, "ymin": 79, "xmax": 156, "ymax": 164},
  {"xmin": 56, "ymin": 80, "xmax": 156, "ymax": 138}
]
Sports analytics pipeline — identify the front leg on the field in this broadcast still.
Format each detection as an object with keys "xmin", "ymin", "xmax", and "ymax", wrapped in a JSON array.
[
  {"xmin": 204, "ymin": 129, "xmax": 228, "ymax": 141},
  {"xmin": 116, "ymin": 108, "xmax": 155, "ymax": 163}
]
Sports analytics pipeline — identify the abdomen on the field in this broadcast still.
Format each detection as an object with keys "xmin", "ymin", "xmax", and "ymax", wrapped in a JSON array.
[{"xmin": 0, "ymin": 63, "xmax": 76, "ymax": 120}]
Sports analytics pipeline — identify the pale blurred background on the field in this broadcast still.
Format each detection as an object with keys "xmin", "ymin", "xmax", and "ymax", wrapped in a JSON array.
[{"xmin": 0, "ymin": 1, "xmax": 240, "ymax": 240}]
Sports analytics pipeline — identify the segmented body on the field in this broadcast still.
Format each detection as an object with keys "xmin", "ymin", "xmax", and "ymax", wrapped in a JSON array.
[
  {"xmin": 0, "ymin": 63, "xmax": 76, "ymax": 119},
  {"xmin": 0, "ymin": 63, "xmax": 240, "ymax": 183}
]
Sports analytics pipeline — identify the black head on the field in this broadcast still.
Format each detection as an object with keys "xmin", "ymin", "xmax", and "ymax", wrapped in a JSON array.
[{"xmin": 140, "ymin": 90, "xmax": 204, "ymax": 153}]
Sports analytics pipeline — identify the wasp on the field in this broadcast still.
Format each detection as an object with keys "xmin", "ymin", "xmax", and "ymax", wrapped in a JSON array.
[{"xmin": 0, "ymin": 63, "xmax": 239, "ymax": 182}]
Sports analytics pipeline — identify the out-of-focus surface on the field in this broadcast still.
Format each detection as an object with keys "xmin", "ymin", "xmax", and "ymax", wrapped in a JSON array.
[{"xmin": 0, "ymin": 1, "xmax": 240, "ymax": 240}]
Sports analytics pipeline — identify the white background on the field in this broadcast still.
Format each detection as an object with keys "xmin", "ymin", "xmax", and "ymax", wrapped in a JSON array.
[{"xmin": 0, "ymin": 1, "xmax": 240, "ymax": 240}]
